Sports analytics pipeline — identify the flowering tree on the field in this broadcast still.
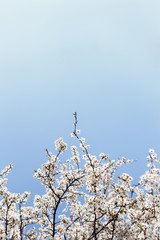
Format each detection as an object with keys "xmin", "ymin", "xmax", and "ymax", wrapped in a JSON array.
[
  {"xmin": 0, "ymin": 164, "xmax": 38, "ymax": 239},
  {"xmin": 0, "ymin": 112, "xmax": 160, "ymax": 239}
]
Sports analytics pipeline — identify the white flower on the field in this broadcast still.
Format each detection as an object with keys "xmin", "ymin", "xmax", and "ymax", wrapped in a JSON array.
[
  {"xmin": 76, "ymin": 129, "xmax": 80, "ymax": 134},
  {"xmin": 149, "ymin": 149, "xmax": 154, "ymax": 153},
  {"xmin": 55, "ymin": 138, "xmax": 67, "ymax": 153}
]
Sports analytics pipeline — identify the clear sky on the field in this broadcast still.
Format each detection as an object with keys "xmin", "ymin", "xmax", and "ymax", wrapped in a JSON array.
[{"xmin": 0, "ymin": 0, "xmax": 160, "ymax": 203}]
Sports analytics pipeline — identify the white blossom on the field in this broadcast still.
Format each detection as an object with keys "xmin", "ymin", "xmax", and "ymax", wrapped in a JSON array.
[{"xmin": 0, "ymin": 116, "xmax": 160, "ymax": 239}]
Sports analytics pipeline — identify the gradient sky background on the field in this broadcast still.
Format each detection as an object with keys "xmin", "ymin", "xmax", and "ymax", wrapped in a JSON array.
[{"xmin": 0, "ymin": 0, "xmax": 160, "ymax": 204}]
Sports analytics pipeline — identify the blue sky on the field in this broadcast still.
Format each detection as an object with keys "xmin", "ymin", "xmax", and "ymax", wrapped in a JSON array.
[{"xmin": 0, "ymin": 0, "xmax": 160, "ymax": 203}]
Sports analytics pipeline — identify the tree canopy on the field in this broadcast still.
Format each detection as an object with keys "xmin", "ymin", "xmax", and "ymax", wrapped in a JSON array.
[{"xmin": 0, "ymin": 113, "xmax": 160, "ymax": 239}]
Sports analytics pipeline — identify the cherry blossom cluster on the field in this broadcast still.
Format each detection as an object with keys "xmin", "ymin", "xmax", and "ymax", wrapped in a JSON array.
[{"xmin": 0, "ymin": 113, "xmax": 160, "ymax": 239}]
